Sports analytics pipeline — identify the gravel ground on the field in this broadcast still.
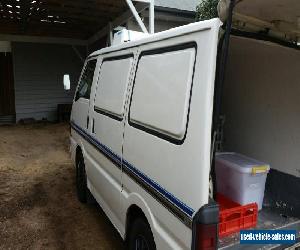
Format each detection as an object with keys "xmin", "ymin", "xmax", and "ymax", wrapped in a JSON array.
[{"xmin": 0, "ymin": 122, "xmax": 123, "ymax": 250}]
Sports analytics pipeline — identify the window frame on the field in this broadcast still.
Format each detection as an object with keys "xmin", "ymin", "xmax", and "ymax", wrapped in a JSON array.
[
  {"xmin": 128, "ymin": 42, "xmax": 198, "ymax": 145},
  {"xmin": 75, "ymin": 58, "xmax": 97, "ymax": 101},
  {"xmin": 93, "ymin": 53, "xmax": 134, "ymax": 122}
]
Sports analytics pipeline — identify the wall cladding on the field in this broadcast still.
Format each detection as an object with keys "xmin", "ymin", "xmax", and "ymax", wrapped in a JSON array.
[{"xmin": 12, "ymin": 42, "xmax": 84, "ymax": 122}]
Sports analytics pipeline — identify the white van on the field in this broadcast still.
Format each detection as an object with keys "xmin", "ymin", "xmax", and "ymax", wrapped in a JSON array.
[{"xmin": 70, "ymin": 1, "xmax": 300, "ymax": 249}]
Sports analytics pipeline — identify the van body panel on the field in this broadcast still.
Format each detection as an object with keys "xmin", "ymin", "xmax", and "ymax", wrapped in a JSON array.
[
  {"xmin": 123, "ymin": 26, "xmax": 220, "ymax": 212},
  {"xmin": 121, "ymin": 21, "xmax": 220, "ymax": 249},
  {"xmin": 71, "ymin": 98, "xmax": 90, "ymax": 132},
  {"xmin": 70, "ymin": 18, "xmax": 221, "ymax": 250},
  {"xmin": 70, "ymin": 7, "xmax": 300, "ymax": 249},
  {"xmin": 121, "ymin": 173, "xmax": 193, "ymax": 249}
]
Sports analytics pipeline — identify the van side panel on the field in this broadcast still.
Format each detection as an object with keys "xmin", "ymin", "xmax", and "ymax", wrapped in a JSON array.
[
  {"xmin": 122, "ymin": 20, "xmax": 220, "ymax": 249},
  {"xmin": 70, "ymin": 19, "xmax": 221, "ymax": 249}
]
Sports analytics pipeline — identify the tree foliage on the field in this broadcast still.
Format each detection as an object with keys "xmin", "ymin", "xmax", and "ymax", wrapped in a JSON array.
[{"xmin": 196, "ymin": 0, "xmax": 219, "ymax": 21}]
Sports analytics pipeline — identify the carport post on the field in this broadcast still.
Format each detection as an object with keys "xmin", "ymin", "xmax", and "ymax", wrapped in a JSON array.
[
  {"xmin": 125, "ymin": 0, "xmax": 155, "ymax": 34},
  {"xmin": 149, "ymin": 0, "xmax": 154, "ymax": 34},
  {"xmin": 108, "ymin": 22, "xmax": 113, "ymax": 46},
  {"xmin": 125, "ymin": 0, "xmax": 148, "ymax": 33},
  {"xmin": 133, "ymin": 0, "xmax": 154, "ymax": 33}
]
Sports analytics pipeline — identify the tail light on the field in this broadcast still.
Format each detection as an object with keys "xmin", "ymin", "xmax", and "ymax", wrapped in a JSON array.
[
  {"xmin": 195, "ymin": 223, "xmax": 218, "ymax": 250},
  {"xmin": 192, "ymin": 202, "xmax": 219, "ymax": 250}
]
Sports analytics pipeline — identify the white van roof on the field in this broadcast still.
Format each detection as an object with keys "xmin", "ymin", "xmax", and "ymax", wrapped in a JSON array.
[
  {"xmin": 88, "ymin": 18, "xmax": 222, "ymax": 58},
  {"xmin": 89, "ymin": 0, "xmax": 299, "ymax": 59}
]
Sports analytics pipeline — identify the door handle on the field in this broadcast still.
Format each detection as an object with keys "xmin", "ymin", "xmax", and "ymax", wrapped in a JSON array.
[
  {"xmin": 86, "ymin": 116, "xmax": 89, "ymax": 129},
  {"xmin": 92, "ymin": 119, "xmax": 95, "ymax": 133}
]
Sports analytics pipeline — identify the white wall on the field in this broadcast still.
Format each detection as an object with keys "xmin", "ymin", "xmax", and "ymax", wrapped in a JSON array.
[
  {"xmin": 223, "ymin": 36, "xmax": 300, "ymax": 177},
  {"xmin": 12, "ymin": 42, "xmax": 84, "ymax": 122}
]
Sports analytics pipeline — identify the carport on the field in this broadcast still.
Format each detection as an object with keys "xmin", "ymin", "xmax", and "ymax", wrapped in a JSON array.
[
  {"xmin": 0, "ymin": 2, "xmax": 157, "ymax": 248},
  {"xmin": 0, "ymin": 0, "xmax": 157, "ymax": 124}
]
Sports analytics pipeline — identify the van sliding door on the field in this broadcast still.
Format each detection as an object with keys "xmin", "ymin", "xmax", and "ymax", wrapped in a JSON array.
[{"xmin": 87, "ymin": 51, "xmax": 136, "ymax": 232}]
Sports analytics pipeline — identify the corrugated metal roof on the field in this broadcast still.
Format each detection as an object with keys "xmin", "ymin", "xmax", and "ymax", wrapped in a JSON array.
[
  {"xmin": 0, "ymin": 0, "xmax": 128, "ymax": 39},
  {"xmin": 155, "ymin": 0, "xmax": 199, "ymax": 12}
]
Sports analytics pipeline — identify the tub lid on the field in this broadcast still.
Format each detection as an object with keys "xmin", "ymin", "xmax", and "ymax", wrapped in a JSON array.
[{"xmin": 216, "ymin": 152, "xmax": 270, "ymax": 174}]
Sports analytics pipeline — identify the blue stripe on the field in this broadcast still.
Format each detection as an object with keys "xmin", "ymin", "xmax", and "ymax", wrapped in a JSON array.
[
  {"xmin": 72, "ymin": 122, "xmax": 122, "ymax": 165},
  {"xmin": 122, "ymin": 159, "xmax": 194, "ymax": 217},
  {"xmin": 71, "ymin": 121, "xmax": 195, "ymax": 217}
]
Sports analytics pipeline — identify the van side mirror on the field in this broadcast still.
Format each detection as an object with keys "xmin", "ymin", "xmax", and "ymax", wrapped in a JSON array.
[{"xmin": 63, "ymin": 74, "xmax": 71, "ymax": 90}]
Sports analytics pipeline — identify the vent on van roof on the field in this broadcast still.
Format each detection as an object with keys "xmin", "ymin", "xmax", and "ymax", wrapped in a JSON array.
[{"xmin": 112, "ymin": 29, "xmax": 149, "ymax": 46}]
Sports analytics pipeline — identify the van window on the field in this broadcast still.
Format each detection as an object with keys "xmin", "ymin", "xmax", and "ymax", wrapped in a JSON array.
[
  {"xmin": 75, "ymin": 59, "xmax": 97, "ymax": 101},
  {"xmin": 129, "ymin": 45, "xmax": 196, "ymax": 143},
  {"xmin": 94, "ymin": 55, "xmax": 133, "ymax": 120}
]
